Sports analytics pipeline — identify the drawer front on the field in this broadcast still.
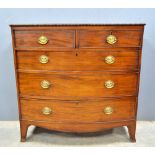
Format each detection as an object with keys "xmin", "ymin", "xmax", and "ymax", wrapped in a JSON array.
[
  {"xmin": 17, "ymin": 49, "xmax": 139, "ymax": 71},
  {"xmin": 14, "ymin": 30, "xmax": 75, "ymax": 48},
  {"xmin": 79, "ymin": 30, "xmax": 142, "ymax": 48},
  {"xmin": 18, "ymin": 73, "xmax": 138, "ymax": 98},
  {"xmin": 20, "ymin": 97, "xmax": 136, "ymax": 122}
]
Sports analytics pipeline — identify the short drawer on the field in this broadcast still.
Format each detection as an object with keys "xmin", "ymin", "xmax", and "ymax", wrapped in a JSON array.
[
  {"xmin": 79, "ymin": 30, "xmax": 143, "ymax": 48},
  {"xmin": 17, "ymin": 49, "xmax": 139, "ymax": 71},
  {"xmin": 18, "ymin": 72, "xmax": 138, "ymax": 98},
  {"xmin": 20, "ymin": 97, "xmax": 136, "ymax": 123},
  {"xmin": 14, "ymin": 30, "xmax": 75, "ymax": 48}
]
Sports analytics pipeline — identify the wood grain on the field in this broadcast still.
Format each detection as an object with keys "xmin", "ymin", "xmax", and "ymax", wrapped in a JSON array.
[
  {"xmin": 19, "ymin": 119, "xmax": 136, "ymax": 134},
  {"xmin": 79, "ymin": 30, "xmax": 143, "ymax": 48},
  {"xmin": 20, "ymin": 97, "xmax": 136, "ymax": 123},
  {"xmin": 17, "ymin": 49, "xmax": 139, "ymax": 71},
  {"xmin": 14, "ymin": 30, "xmax": 75, "ymax": 48},
  {"xmin": 18, "ymin": 72, "xmax": 138, "ymax": 98},
  {"xmin": 10, "ymin": 24, "xmax": 145, "ymax": 142}
]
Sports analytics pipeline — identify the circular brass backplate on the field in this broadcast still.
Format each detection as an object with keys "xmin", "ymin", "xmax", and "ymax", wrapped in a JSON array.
[
  {"xmin": 39, "ymin": 55, "xmax": 49, "ymax": 64},
  {"xmin": 105, "ymin": 80, "xmax": 115, "ymax": 89},
  {"xmin": 106, "ymin": 35, "xmax": 117, "ymax": 45},
  {"xmin": 42, "ymin": 107, "xmax": 52, "ymax": 115},
  {"xmin": 105, "ymin": 55, "xmax": 115, "ymax": 64},
  {"xmin": 103, "ymin": 106, "xmax": 113, "ymax": 115},
  {"xmin": 38, "ymin": 36, "xmax": 48, "ymax": 45},
  {"xmin": 40, "ymin": 80, "xmax": 51, "ymax": 89}
]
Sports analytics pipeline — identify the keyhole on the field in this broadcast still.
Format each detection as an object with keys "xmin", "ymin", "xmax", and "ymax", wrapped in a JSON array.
[{"xmin": 76, "ymin": 53, "xmax": 78, "ymax": 56}]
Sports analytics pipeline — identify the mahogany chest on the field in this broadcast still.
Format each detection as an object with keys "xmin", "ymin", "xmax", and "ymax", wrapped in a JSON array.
[{"xmin": 11, "ymin": 24, "xmax": 145, "ymax": 142}]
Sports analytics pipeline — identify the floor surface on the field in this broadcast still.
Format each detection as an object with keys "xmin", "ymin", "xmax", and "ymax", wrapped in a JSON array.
[{"xmin": 0, "ymin": 121, "xmax": 154, "ymax": 147}]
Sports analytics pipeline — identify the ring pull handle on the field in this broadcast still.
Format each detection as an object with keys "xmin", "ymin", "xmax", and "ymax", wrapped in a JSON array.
[
  {"xmin": 42, "ymin": 107, "xmax": 52, "ymax": 115},
  {"xmin": 38, "ymin": 36, "xmax": 48, "ymax": 45},
  {"xmin": 41, "ymin": 80, "xmax": 51, "ymax": 89},
  {"xmin": 105, "ymin": 80, "xmax": 115, "ymax": 89},
  {"xmin": 103, "ymin": 106, "xmax": 113, "ymax": 115},
  {"xmin": 105, "ymin": 55, "xmax": 115, "ymax": 64},
  {"xmin": 106, "ymin": 34, "xmax": 117, "ymax": 45},
  {"xmin": 39, "ymin": 55, "xmax": 49, "ymax": 64}
]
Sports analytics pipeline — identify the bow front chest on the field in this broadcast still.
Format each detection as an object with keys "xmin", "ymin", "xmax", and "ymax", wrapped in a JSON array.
[{"xmin": 11, "ymin": 24, "xmax": 145, "ymax": 142}]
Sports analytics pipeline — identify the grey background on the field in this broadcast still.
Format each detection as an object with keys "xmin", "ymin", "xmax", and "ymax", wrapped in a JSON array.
[{"xmin": 0, "ymin": 8, "xmax": 155, "ymax": 120}]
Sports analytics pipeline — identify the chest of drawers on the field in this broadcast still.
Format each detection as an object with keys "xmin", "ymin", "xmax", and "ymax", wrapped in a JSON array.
[{"xmin": 11, "ymin": 24, "xmax": 145, "ymax": 142}]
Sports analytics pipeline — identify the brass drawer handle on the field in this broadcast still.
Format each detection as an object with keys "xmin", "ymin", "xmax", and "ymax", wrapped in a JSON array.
[
  {"xmin": 105, "ymin": 55, "xmax": 115, "ymax": 64},
  {"xmin": 41, "ymin": 80, "xmax": 51, "ymax": 89},
  {"xmin": 39, "ymin": 55, "xmax": 49, "ymax": 64},
  {"xmin": 106, "ymin": 34, "xmax": 117, "ymax": 45},
  {"xmin": 38, "ymin": 36, "xmax": 48, "ymax": 45},
  {"xmin": 42, "ymin": 107, "xmax": 52, "ymax": 115},
  {"xmin": 105, "ymin": 80, "xmax": 115, "ymax": 89},
  {"xmin": 103, "ymin": 106, "xmax": 113, "ymax": 115}
]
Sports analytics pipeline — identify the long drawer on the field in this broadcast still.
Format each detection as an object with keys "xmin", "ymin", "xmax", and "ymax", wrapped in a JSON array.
[
  {"xmin": 17, "ymin": 49, "xmax": 139, "ymax": 71},
  {"xmin": 18, "ymin": 72, "xmax": 138, "ymax": 98},
  {"xmin": 20, "ymin": 97, "xmax": 136, "ymax": 123}
]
